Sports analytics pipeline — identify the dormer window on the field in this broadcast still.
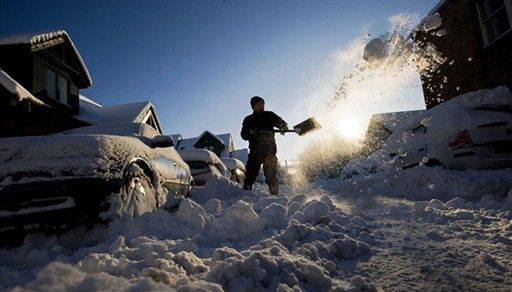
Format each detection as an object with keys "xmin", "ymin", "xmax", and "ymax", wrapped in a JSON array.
[{"xmin": 476, "ymin": 0, "xmax": 512, "ymax": 46}]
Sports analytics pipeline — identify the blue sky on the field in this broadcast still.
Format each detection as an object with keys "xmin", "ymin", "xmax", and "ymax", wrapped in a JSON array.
[{"xmin": 1, "ymin": 0, "xmax": 438, "ymax": 161}]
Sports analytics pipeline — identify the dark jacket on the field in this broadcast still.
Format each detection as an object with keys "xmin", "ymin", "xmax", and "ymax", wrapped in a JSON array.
[{"xmin": 241, "ymin": 111, "xmax": 287, "ymax": 154}]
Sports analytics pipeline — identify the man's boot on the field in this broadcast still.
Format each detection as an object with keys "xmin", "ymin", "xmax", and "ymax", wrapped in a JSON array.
[{"xmin": 268, "ymin": 182, "xmax": 278, "ymax": 196}]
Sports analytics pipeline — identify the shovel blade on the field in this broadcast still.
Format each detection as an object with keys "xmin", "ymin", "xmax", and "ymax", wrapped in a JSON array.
[{"xmin": 293, "ymin": 117, "xmax": 321, "ymax": 136}]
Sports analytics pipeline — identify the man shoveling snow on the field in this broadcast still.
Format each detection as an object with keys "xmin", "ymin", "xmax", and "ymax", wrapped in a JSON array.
[{"xmin": 241, "ymin": 96, "xmax": 288, "ymax": 195}]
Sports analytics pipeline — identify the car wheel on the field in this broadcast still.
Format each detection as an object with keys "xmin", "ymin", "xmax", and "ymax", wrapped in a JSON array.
[{"xmin": 117, "ymin": 163, "xmax": 158, "ymax": 217}]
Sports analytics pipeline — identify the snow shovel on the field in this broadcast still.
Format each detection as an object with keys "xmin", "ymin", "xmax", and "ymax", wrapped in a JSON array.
[{"xmin": 273, "ymin": 117, "xmax": 322, "ymax": 136}]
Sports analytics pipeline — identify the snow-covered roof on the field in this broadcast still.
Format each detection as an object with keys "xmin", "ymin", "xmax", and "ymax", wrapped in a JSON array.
[
  {"xmin": 76, "ymin": 95, "xmax": 163, "ymax": 134},
  {"xmin": 170, "ymin": 134, "xmax": 183, "ymax": 146},
  {"xmin": 63, "ymin": 122, "xmax": 161, "ymax": 138},
  {"xmin": 178, "ymin": 137, "xmax": 197, "ymax": 150},
  {"xmin": 195, "ymin": 130, "xmax": 225, "ymax": 146},
  {"xmin": 0, "ymin": 30, "xmax": 92, "ymax": 87},
  {"xmin": 0, "ymin": 69, "xmax": 48, "ymax": 107},
  {"xmin": 217, "ymin": 133, "xmax": 233, "ymax": 146},
  {"xmin": 178, "ymin": 132, "xmax": 234, "ymax": 154}
]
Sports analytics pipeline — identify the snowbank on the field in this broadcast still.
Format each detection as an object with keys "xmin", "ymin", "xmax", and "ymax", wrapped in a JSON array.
[{"xmin": 0, "ymin": 176, "xmax": 379, "ymax": 291}]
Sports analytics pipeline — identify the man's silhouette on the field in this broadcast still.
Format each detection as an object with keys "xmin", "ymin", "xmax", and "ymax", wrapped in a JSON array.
[{"xmin": 241, "ymin": 96, "xmax": 288, "ymax": 195}]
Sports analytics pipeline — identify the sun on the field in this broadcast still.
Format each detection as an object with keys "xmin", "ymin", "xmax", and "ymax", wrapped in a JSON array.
[{"xmin": 337, "ymin": 118, "xmax": 366, "ymax": 140}]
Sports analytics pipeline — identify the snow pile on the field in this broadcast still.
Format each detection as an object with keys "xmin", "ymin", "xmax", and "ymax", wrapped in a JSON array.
[
  {"xmin": 331, "ymin": 165, "xmax": 512, "ymax": 202},
  {"xmin": 1, "ymin": 166, "xmax": 510, "ymax": 290},
  {"xmin": 0, "ymin": 176, "xmax": 378, "ymax": 291}
]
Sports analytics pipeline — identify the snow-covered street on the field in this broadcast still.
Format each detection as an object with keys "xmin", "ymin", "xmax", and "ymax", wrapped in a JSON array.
[{"xmin": 1, "ymin": 166, "xmax": 511, "ymax": 291}]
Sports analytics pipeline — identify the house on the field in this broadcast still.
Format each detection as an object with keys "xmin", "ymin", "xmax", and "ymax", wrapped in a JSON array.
[
  {"xmin": 0, "ymin": 30, "xmax": 92, "ymax": 136},
  {"xmin": 177, "ymin": 131, "xmax": 234, "ymax": 157},
  {"xmin": 176, "ymin": 130, "xmax": 248, "ymax": 163},
  {"xmin": 77, "ymin": 95, "xmax": 163, "ymax": 134},
  {"xmin": 0, "ymin": 30, "xmax": 165, "ymax": 137},
  {"xmin": 414, "ymin": 0, "xmax": 512, "ymax": 109}
]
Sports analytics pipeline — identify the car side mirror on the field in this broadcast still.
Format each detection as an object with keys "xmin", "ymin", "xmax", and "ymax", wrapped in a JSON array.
[{"xmin": 150, "ymin": 135, "xmax": 174, "ymax": 148}]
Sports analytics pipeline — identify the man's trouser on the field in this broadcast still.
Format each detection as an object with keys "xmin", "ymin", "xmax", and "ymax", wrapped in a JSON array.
[{"xmin": 244, "ymin": 151, "xmax": 279, "ymax": 195}]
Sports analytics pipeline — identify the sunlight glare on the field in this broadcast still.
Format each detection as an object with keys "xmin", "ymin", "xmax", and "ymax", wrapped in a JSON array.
[{"xmin": 337, "ymin": 117, "xmax": 366, "ymax": 140}]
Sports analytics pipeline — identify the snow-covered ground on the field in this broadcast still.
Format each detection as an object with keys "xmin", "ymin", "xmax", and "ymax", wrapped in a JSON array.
[{"xmin": 1, "ymin": 165, "xmax": 511, "ymax": 291}]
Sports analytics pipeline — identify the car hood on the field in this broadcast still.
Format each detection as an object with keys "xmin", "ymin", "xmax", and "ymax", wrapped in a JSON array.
[{"xmin": 0, "ymin": 134, "xmax": 186, "ymax": 185}]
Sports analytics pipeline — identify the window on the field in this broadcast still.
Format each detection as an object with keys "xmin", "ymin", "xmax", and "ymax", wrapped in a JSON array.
[
  {"xmin": 58, "ymin": 75, "xmax": 68, "ymax": 104},
  {"xmin": 476, "ymin": 0, "xmax": 512, "ymax": 46},
  {"xmin": 145, "ymin": 115, "xmax": 157, "ymax": 130},
  {"xmin": 46, "ymin": 69, "xmax": 69, "ymax": 105},
  {"xmin": 203, "ymin": 146, "xmax": 215, "ymax": 152},
  {"xmin": 47, "ymin": 69, "xmax": 56, "ymax": 99}
]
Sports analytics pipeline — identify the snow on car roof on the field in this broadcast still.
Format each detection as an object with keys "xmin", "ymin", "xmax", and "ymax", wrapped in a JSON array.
[
  {"xmin": 447, "ymin": 86, "xmax": 512, "ymax": 109},
  {"xmin": 220, "ymin": 157, "xmax": 246, "ymax": 172},
  {"xmin": 179, "ymin": 148, "xmax": 222, "ymax": 164},
  {"xmin": 180, "ymin": 148, "xmax": 230, "ymax": 176},
  {"xmin": 0, "ymin": 69, "xmax": 48, "ymax": 107},
  {"xmin": 0, "ymin": 30, "xmax": 92, "ymax": 87}
]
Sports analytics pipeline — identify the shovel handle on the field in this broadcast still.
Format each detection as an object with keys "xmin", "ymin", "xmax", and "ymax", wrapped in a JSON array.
[{"xmin": 253, "ymin": 129, "xmax": 297, "ymax": 134}]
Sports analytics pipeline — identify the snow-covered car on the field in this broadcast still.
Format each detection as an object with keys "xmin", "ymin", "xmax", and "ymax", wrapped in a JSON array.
[
  {"xmin": 179, "ymin": 149, "xmax": 230, "ymax": 186},
  {"xmin": 220, "ymin": 157, "xmax": 246, "ymax": 184},
  {"xmin": 342, "ymin": 87, "xmax": 512, "ymax": 179},
  {"xmin": 379, "ymin": 87, "xmax": 512, "ymax": 170},
  {"xmin": 0, "ymin": 123, "xmax": 192, "ymax": 239}
]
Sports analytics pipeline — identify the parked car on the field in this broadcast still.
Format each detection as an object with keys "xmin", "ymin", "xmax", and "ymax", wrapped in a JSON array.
[
  {"xmin": 179, "ymin": 149, "xmax": 230, "ymax": 186},
  {"xmin": 392, "ymin": 87, "xmax": 512, "ymax": 170},
  {"xmin": 0, "ymin": 122, "xmax": 192, "ymax": 242},
  {"xmin": 220, "ymin": 157, "xmax": 246, "ymax": 184},
  {"xmin": 342, "ymin": 87, "xmax": 512, "ymax": 178}
]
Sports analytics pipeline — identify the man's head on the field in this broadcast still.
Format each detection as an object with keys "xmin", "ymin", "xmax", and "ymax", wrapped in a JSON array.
[{"xmin": 250, "ymin": 96, "xmax": 265, "ymax": 113}]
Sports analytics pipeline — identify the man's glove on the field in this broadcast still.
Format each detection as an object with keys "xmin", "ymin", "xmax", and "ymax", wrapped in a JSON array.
[{"xmin": 280, "ymin": 124, "xmax": 289, "ymax": 135}]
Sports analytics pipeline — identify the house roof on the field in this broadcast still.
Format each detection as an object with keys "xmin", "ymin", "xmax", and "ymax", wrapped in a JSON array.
[
  {"xmin": 178, "ymin": 137, "xmax": 197, "ymax": 150},
  {"xmin": 178, "ymin": 131, "xmax": 235, "ymax": 153},
  {"xmin": 194, "ymin": 130, "xmax": 225, "ymax": 146},
  {"xmin": 217, "ymin": 133, "xmax": 233, "ymax": 147},
  {"xmin": 0, "ymin": 30, "xmax": 92, "ymax": 87},
  {"xmin": 76, "ymin": 95, "xmax": 163, "ymax": 134},
  {"xmin": 170, "ymin": 134, "xmax": 183, "ymax": 146},
  {"xmin": 0, "ymin": 68, "xmax": 48, "ymax": 107}
]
